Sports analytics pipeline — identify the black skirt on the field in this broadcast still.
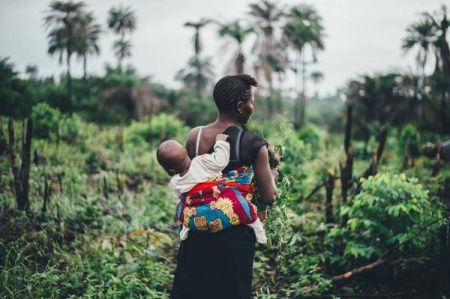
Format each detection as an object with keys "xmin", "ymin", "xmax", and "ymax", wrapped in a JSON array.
[{"xmin": 170, "ymin": 225, "xmax": 256, "ymax": 299}]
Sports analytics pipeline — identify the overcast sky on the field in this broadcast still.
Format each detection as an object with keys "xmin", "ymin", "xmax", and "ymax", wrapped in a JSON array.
[{"xmin": 0, "ymin": 0, "xmax": 446, "ymax": 96}]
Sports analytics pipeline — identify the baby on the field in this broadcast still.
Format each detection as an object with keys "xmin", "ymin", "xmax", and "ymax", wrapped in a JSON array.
[{"xmin": 156, "ymin": 134, "xmax": 267, "ymax": 243}]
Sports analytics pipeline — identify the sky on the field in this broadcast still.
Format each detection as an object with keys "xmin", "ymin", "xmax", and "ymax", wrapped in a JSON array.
[{"xmin": 0, "ymin": 0, "xmax": 446, "ymax": 96}]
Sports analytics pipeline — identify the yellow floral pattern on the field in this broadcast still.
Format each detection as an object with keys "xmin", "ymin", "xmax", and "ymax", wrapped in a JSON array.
[
  {"xmin": 194, "ymin": 216, "xmax": 208, "ymax": 230},
  {"xmin": 208, "ymin": 219, "xmax": 223, "ymax": 232},
  {"xmin": 210, "ymin": 197, "xmax": 240, "ymax": 225},
  {"xmin": 212, "ymin": 185, "xmax": 221, "ymax": 198},
  {"xmin": 183, "ymin": 207, "xmax": 197, "ymax": 226}
]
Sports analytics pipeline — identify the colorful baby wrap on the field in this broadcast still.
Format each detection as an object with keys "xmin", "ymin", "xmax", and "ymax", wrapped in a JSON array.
[{"xmin": 175, "ymin": 166, "xmax": 258, "ymax": 233}]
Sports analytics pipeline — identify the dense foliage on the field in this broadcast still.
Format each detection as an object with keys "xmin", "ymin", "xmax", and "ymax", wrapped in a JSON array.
[
  {"xmin": 1, "ymin": 1, "xmax": 449, "ymax": 298},
  {"xmin": 1, "ymin": 110, "xmax": 449, "ymax": 298}
]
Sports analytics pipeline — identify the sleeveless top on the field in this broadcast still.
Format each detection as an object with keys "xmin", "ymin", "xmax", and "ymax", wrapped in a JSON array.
[{"xmin": 194, "ymin": 125, "xmax": 268, "ymax": 171}]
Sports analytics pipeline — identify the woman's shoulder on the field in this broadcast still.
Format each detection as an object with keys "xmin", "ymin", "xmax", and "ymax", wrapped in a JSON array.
[
  {"xmin": 242, "ymin": 129, "xmax": 266, "ymax": 140},
  {"xmin": 242, "ymin": 129, "xmax": 267, "ymax": 146},
  {"xmin": 240, "ymin": 129, "xmax": 268, "ymax": 164},
  {"xmin": 186, "ymin": 126, "xmax": 202, "ymax": 142},
  {"xmin": 185, "ymin": 126, "xmax": 203, "ymax": 155}
]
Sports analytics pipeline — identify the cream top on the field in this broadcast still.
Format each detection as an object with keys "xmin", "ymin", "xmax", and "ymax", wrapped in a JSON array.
[{"xmin": 169, "ymin": 140, "xmax": 230, "ymax": 197}]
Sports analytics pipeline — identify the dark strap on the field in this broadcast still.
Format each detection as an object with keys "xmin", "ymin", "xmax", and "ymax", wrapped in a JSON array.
[
  {"xmin": 229, "ymin": 128, "xmax": 243, "ymax": 163},
  {"xmin": 196, "ymin": 126, "xmax": 243, "ymax": 162},
  {"xmin": 235, "ymin": 129, "xmax": 243, "ymax": 161}
]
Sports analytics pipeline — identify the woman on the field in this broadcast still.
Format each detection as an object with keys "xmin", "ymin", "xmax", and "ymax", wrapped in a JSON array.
[{"xmin": 170, "ymin": 74, "xmax": 278, "ymax": 299}]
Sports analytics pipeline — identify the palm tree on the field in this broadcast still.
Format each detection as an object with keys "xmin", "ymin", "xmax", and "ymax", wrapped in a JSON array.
[
  {"xmin": 25, "ymin": 65, "xmax": 38, "ymax": 80},
  {"xmin": 402, "ymin": 18, "xmax": 436, "ymax": 78},
  {"xmin": 107, "ymin": 5, "xmax": 136, "ymax": 67},
  {"xmin": 283, "ymin": 4, "xmax": 324, "ymax": 128},
  {"xmin": 184, "ymin": 18, "xmax": 211, "ymax": 95},
  {"xmin": 218, "ymin": 21, "xmax": 255, "ymax": 74},
  {"xmin": 184, "ymin": 19, "xmax": 211, "ymax": 58},
  {"xmin": 175, "ymin": 57, "xmax": 215, "ymax": 91},
  {"xmin": 424, "ymin": 5, "xmax": 450, "ymax": 134},
  {"xmin": 248, "ymin": 0, "xmax": 286, "ymax": 116},
  {"xmin": 423, "ymin": 5, "xmax": 450, "ymax": 75},
  {"xmin": 113, "ymin": 39, "xmax": 132, "ymax": 66},
  {"xmin": 403, "ymin": 5, "xmax": 450, "ymax": 133},
  {"xmin": 43, "ymin": 0, "xmax": 86, "ymax": 108},
  {"xmin": 310, "ymin": 71, "xmax": 324, "ymax": 85},
  {"xmin": 76, "ymin": 12, "xmax": 101, "ymax": 79}
]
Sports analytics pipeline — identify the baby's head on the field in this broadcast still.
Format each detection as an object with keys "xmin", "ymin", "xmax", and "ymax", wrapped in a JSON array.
[{"xmin": 156, "ymin": 140, "xmax": 191, "ymax": 176}]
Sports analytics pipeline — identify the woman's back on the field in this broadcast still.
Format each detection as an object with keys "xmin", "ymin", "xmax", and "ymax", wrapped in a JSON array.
[
  {"xmin": 171, "ymin": 125, "xmax": 267, "ymax": 299},
  {"xmin": 187, "ymin": 125, "xmax": 267, "ymax": 171}
]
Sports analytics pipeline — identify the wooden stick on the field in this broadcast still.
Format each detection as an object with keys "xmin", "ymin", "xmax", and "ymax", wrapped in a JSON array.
[
  {"xmin": 340, "ymin": 103, "xmax": 354, "ymax": 226},
  {"xmin": 8, "ymin": 118, "xmax": 24, "ymax": 209},
  {"xmin": 325, "ymin": 171, "xmax": 335, "ymax": 224},
  {"xmin": 331, "ymin": 256, "xmax": 425, "ymax": 283},
  {"xmin": 20, "ymin": 118, "xmax": 32, "ymax": 211},
  {"xmin": 303, "ymin": 180, "xmax": 327, "ymax": 202},
  {"xmin": 331, "ymin": 258, "xmax": 388, "ymax": 282},
  {"xmin": 42, "ymin": 170, "xmax": 50, "ymax": 216}
]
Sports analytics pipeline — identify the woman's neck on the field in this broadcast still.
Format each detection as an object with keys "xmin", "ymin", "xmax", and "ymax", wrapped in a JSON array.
[{"xmin": 213, "ymin": 114, "xmax": 238, "ymax": 129}]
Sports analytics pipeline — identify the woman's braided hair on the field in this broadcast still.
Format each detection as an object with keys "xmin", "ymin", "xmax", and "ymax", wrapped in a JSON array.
[{"xmin": 212, "ymin": 74, "xmax": 258, "ymax": 112}]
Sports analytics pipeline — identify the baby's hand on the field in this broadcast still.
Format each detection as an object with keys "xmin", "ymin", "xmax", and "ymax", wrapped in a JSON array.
[
  {"xmin": 257, "ymin": 209, "xmax": 267, "ymax": 223},
  {"xmin": 271, "ymin": 167, "xmax": 280, "ymax": 182},
  {"xmin": 216, "ymin": 134, "xmax": 229, "ymax": 142},
  {"xmin": 268, "ymin": 147, "xmax": 281, "ymax": 169}
]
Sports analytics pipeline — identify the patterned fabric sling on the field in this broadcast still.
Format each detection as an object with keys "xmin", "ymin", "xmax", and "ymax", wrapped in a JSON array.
[{"xmin": 175, "ymin": 127, "xmax": 258, "ymax": 233}]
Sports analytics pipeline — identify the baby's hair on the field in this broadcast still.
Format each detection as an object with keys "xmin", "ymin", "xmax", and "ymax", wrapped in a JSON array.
[
  {"xmin": 156, "ymin": 140, "xmax": 184, "ymax": 173},
  {"xmin": 213, "ymin": 74, "xmax": 258, "ymax": 113}
]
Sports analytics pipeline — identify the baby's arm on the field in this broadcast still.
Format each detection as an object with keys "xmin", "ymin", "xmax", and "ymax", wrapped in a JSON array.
[
  {"xmin": 169, "ymin": 176, "xmax": 182, "ymax": 198},
  {"xmin": 200, "ymin": 134, "xmax": 230, "ymax": 171}
]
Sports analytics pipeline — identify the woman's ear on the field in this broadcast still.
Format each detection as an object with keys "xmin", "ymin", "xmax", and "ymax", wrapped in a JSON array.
[{"xmin": 236, "ymin": 101, "xmax": 245, "ymax": 114}]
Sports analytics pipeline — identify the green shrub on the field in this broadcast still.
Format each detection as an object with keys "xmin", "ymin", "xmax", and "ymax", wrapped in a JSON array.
[
  {"xmin": 297, "ymin": 123, "xmax": 324, "ymax": 156},
  {"xmin": 338, "ymin": 172, "xmax": 441, "ymax": 261},
  {"xmin": 31, "ymin": 103, "xmax": 62, "ymax": 139},
  {"xmin": 279, "ymin": 128, "xmax": 312, "ymax": 203},
  {"xmin": 59, "ymin": 114, "xmax": 83, "ymax": 143},
  {"xmin": 177, "ymin": 97, "xmax": 216, "ymax": 127},
  {"xmin": 124, "ymin": 113, "xmax": 188, "ymax": 150},
  {"xmin": 399, "ymin": 123, "xmax": 421, "ymax": 160}
]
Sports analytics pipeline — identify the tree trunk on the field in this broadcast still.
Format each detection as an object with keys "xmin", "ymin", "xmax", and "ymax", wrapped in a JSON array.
[
  {"xmin": 294, "ymin": 94, "xmax": 300, "ymax": 129},
  {"xmin": 83, "ymin": 53, "xmax": 87, "ymax": 80},
  {"xmin": 21, "ymin": 119, "xmax": 32, "ymax": 210},
  {"xmin": 341, "ymin": 103, "xmax": 353, "ymax": 226},
  {"xmin": 438, "ymin": 214, "xmax": 450, "ymax": 295},
  {"xmin": 299, "ymin": 54, "xmax": 307, "ymax": 127},
  {"xmin": 66, "ymin": 49, "xmax": 72, "ymax": 112},
  {"xmin": 263, "ymin": 63, "xmax": 274, "ymax": 118},
  {"xmin": 8, "ymin": 119, "xmax": 23, "ymax": 209},
  {"xmin": 196, "ymin": 57, "xmax": 203, "ymax": 99},
  {"xmin": 0, "ymin": 118, "xmax": 7, "ymax": 155},
  {"xmin": 438, "ymin": 169, "xmax": 450, "ymax": 295},
  {"xmin": 8, "ymin": 118, "xmax": 33, "ymax": 211},
  {"xmin": 41, "ymin": 171, "xmax": 50, "ymax": 217},
  {"xmin": 325, "ymin": 170, "xmax": 335, "ymax": 224},
  {"xmin": 235, "ymin": 50, "xmax": 244, "ymax": 74},
  {"xmin": 294, "ymin": 51, "xmax": 301, "ymax": 129},
  {"xmin": 360, "ymin": 126, "xmax": 388, "ymax": 180},
  {"xmin": 442, "ymin": 89, "xmax": 448, "ymax": 135}
]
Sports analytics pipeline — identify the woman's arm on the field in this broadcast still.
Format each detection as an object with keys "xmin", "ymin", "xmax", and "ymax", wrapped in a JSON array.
[{"xmin": 253, "ymin": 146, "xmax": 278, "ymax": 205}]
